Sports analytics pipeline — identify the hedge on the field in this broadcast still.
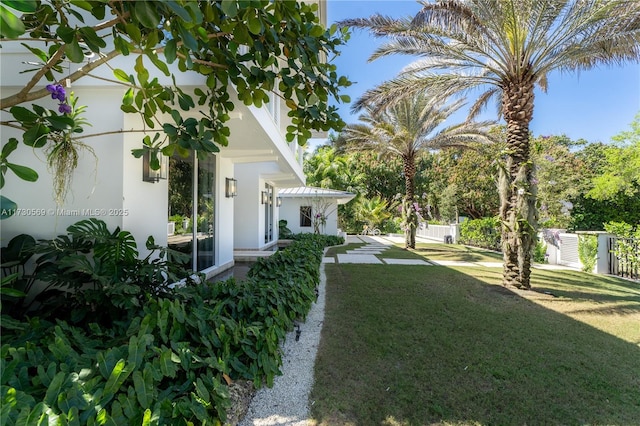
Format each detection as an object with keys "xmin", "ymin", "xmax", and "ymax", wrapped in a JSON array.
[{"xmin": 1, "ymin": 221, "xmax": 342, "ymax": 425}]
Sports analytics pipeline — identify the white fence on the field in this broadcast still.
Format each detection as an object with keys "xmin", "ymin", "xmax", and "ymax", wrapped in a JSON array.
[
  {"xmin": 416, "ymin": 223, "xmax": 460, "ymax": 243},
  {"xmin": 540, "ymin": 231, "xmax": 623, "ymax": 276}
]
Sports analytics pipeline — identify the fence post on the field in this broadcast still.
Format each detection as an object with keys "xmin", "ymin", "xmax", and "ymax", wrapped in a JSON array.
[
  {"xmin": 450, "ymin": 223, "xmax": 460, "ymax": 243},
  {"xmin": 595, "ymin": 232, "xmax": 613, "ymax": 275}
]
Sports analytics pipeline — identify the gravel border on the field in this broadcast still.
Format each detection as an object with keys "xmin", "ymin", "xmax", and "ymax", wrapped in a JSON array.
[{"xmin": 238, "ymin": 262, "xmax": 327, "ymax": 426}]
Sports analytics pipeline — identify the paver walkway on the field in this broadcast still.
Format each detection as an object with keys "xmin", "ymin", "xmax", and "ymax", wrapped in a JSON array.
[{"xmin": 324, "ymin": 235, "xmax": 579, "ymax": 271}]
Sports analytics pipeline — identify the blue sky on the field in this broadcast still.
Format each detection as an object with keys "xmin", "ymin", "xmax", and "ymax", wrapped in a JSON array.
[{"xmin": 325, "ymin": 0, "xmax": 640, "ymax": 144}]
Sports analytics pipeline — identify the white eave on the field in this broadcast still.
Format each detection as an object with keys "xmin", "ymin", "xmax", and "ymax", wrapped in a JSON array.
[{"xmin": 278, "ymin": 186, "xmax": 356, "ymax": 204}]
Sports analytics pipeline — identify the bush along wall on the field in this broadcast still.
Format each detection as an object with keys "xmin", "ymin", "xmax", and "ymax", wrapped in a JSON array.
[
  {"xmin": 1, "ymin": 221, "xmax": 342, "ymax": 425},
  {"xmin": 458, "ymin": 217, "xmax": 502, "ymax": 251}
]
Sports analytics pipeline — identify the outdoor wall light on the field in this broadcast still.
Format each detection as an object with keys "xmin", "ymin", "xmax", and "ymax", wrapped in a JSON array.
[
  {"xmin": 225, "ymin": 178, "xmax": 237, "ymax": 198},
  {"xmin": 276, "ymin": 197, "xmax": 282, "ymax": 207},
  {"xmin": 261, "ymin": 191, "xmax": 269, "ymax": 204},
  {"xmin": 142, "ymin": 151, "xmax": 168, "ymax": 183}
]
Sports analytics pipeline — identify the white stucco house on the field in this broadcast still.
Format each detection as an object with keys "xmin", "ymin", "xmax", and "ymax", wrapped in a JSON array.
[
  {"xmin": 1, "ymin": 2, "xmax": 331, "ymax": 280},
  {"xmin": 278, "ymin": 186, "xmax": 355, "ymax": 236}
]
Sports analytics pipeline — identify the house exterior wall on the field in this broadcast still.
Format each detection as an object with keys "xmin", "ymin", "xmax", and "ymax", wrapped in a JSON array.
[
  {"xmin": 0, "ymin": 85, "xmax": 131, "ymax": 243},
  {"xmin": 233, "ymin": 162, "xmax": 283, "ymax": 250},
  {"xmin": 1, "ymin": 5, "xmax": 320, "ymax": 274},
  {"xmin": 215, "ymin": 157, "xmax": 236, "ymax": 273},
  {"xmin": 280, "ymin": 198, "xmax": 339, "ymax": 236}
]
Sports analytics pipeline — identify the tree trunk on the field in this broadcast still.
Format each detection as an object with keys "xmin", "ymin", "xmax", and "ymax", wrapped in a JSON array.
[
  {"xmin": 403, "ymin": 154, "xmax": 417, "ymax": 249},
  {"xmin": 500, "ymin": 80, "xmax": 538, "ymax": 289}
]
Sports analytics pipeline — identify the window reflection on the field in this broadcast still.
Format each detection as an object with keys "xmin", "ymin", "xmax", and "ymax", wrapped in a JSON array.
[{"xmin": 167, "ymin": 153, "xmax": 216, "ymax": 271}]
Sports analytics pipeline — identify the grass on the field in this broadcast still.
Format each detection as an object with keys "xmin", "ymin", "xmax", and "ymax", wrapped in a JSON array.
[{"xmin": 310, "ymin": 244, "xmax": 640, "ymax": 425}]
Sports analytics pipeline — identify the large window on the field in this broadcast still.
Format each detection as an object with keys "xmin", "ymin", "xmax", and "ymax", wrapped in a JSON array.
[
  {"xmin": 167, "ymin": 153, "xmax": 216, "ymax": 271},
  {"xmin": 300, "ymin": 206, "xmax": 312, "ymax": 227}
]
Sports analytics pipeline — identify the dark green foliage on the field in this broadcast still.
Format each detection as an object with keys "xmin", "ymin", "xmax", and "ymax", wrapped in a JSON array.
[
  {"xmin": 533, "ymin": 240, "xmax": 547, "ymax": 263},
  {"xmin": 568, "ymin": 192, "xmax": 640, "ymax": 231},
  {"xmin": 458, "ymin": 217, "xmax": 501, "ymax": 251},
  {"xmin": 278, "ymin": 220, "xmax": 293, "ymax": 239},
  {"xmin": 578, "ymin": 235, "xmax": 598, "ymax": 273},
  {"xmin": 1, "ymin": 219, "xmax": 195, "ymax": 324},
  {"xmin": 1, "ymin": 222, "xmax": 335, "ymax": 424}
]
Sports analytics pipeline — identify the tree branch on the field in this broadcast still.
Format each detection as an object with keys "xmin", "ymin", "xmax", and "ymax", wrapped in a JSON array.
[{"xmin": 0, "ymin": 10, "xmax": 129, "ymax": 110}]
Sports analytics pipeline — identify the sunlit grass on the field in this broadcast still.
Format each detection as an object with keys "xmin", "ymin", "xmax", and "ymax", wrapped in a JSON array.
[{"xmin": 310, "ymin": 257, "xmax": 640, "ymax": 425}]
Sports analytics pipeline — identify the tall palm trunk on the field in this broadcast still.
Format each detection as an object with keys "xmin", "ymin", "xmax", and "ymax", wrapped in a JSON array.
[
  {"xmin": 403, "ymin": 154, "xmax": 418, "ymax": 249},
  {"xmin": 500, "ymin": 79, "xmax": 538, "ymax": 289}
]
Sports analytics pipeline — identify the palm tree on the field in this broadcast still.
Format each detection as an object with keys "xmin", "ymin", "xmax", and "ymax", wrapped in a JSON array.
[
  {"xmin": 342, "ymin": 94, "xmax": 493, "ymax": 248},
  {"xmin": 342, "ymin": 0, "xmax": 640, "ymax": 288}
]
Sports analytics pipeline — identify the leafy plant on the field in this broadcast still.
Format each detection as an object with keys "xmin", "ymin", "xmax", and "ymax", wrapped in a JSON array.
[
  {"xmin": 3, "ymin": 219, "xmax": 194, "ymax": 324},
  {"xmin": 578, "ymin": 234, "xmax": 598, "ymax": 273},
  {"xmin": 279, "ymin": 219, "xmax": 293, "ymax": 239},
  {"xmin": 459, "ymin": 217, "xmax": 501, "ymax": 251},
  {"xmin": 1, "ymin": 232, "xmax": 340, "ymax": 424},
  {"xmin": 533, "ymin": 240, "xmax": 547, "ymax": 264}
]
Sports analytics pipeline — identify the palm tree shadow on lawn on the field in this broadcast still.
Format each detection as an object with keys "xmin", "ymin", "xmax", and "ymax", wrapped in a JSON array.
[
  {"xmin": 413, "ymin": 243, "xmax": 504, "ymax": 263},
  {"xmin": 311, "ymin": 264, "xmax": 640, "ymax": 425}
]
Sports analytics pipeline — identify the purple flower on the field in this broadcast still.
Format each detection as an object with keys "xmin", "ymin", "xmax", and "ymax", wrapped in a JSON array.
[
  {"xmin": 544, "ymin": 155, "xmax": 555, "ymax": 162},
  {"xmin": 46, "ymin": 84, "xmax": 66, "ymax": 102},
  {"xmin": 58, "ymin": 103, "xmax": 72, "ymax": 114}
]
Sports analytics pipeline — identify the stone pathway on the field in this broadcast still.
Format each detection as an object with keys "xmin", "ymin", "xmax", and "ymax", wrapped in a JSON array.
[{"xmin": 323, "ymin": 235, "xmax": 579, "ymax": 271}]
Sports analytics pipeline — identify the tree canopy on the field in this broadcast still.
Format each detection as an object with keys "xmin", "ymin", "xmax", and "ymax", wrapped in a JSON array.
[
  {"xmin": 0, "ymin": 0, "xmax": 351, "ymax": 207},
  {"xmin": 342, "ymin": 0, "xmax": 640, "ymax": 289}
]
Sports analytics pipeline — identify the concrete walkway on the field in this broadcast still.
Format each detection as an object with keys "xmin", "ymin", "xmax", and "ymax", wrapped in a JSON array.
[{"xmin": 323, "ymin": 235, "xmax": 579, "ymax": 271}]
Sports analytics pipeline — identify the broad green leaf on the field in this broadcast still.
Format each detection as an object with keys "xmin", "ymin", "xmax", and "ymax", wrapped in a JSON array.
[
  {"xmin": 6, "ymin": 163, "xmax": 38, "ymax": 182},
  {"xmin": 148, "ymin": 51, "xmax": 169, "ymax": 76},
  {"xmin": 113, "ymin": 69, "xmax": 131, "ymax": 84},
  {"xmin": 101, "ymin": 359, "xmax": 132, "ymax": 405},
  {"xmin": 1, "ymin": 138, "xmax": 18, "ymax": 159},
  {"xmin": 247, "ymin": 14, "xmax": 262, "ymax": 35},
  {"xmin": 9, "ymin": 106, "xmax": 38, "ymax": 123},
  {"xmin": 122, "ymin": 88, "xmax": 134, "ymax": 106},
  {"xmin": 194, "ymin": 378, "xmax": 210, "ymax": 403},
  {"xmin": 65, "ymin": 40, "xmax": 85, "ymax": 63},
  {"xmin": 134, "ymin": 1, "xmax": 160, "ymax": 29},
  {"xmin": 134, "ymin": 56, "xmax": 149, "ymax": 85},
  {"xmin": 132, "ymin": 366, "xmax": 154, "ymax": 409},
  {"xmin": 78, "ymin": 26, "xmax": 106, "ymax": 52},
  {"xmin": 15, "ymin": 401, "xmax": 46, "ymax": 425},
  {"xmin": 56, "ymin": 26, "xmax": 77, "ymax": 44},
  {"xmin": 220, "ymin": 0, "xmax": 238, "ymax": 18},
  {"xmin": 177, "ymin": 22, "xmax": 198, "ymax": 51},
  {"xmin": 124, "ymin": 23, "xmax": 141, "ymax": 44},
  {"xmin": 69, "ymin": 0, "xmax": 93, "ymax": 12},
  {"xmin": 0, "ymin": 4, "xmax": 25, "ymax": 38},
  {"xmin": 23, "ymin": 124, "xmax": 49, "ymax": 148},
  {"xmin": 165, "ymin": 1, "xmax": 191, "ymax": 22},
  {"xmin": 141, "ymin": 409, "xmax": 152, "ymax": 426},
  {"xmin": 164, "ymin": 39, "xmax": 177, "ymax": 63},
  {"xmin": 21, "ymin": 43, "xmax": 48, "ymax": 62},
  {"xmin": 2, "ymin": 0, "xmax": 37, "ymax": 12},
  {"xmin": 158, "ymin": 348, "xmax": 178, "ymax": 378},
  {"xmin": 43, "ymin": 372, "xmax": 66, "ymax": 407},
  {"xmin": 44, "ymin": 115, "xmax": 74, "ymax": 131}
]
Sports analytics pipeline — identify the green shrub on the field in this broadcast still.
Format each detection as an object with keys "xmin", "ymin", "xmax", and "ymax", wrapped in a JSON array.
[
  {"xmin": 1, "ymin": 222, "xmax": 337, "ymax": 424},
  {"xmin": 533, "ymin": 240, "xmax": 547, "ymax": 263},
  {"xmin": 459, "ymin": 217, "xmax": 501, "ymax": 251},
  {"xmin": 279, "ymin": 219, "xmax": 293, "ymax": 238},
  {"xmin": 578, "ymin": 234, "xmax": 598, "ymax": 273}
]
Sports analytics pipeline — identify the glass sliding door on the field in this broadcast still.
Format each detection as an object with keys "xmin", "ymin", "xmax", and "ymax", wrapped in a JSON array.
[
  {"xmin": 264, "ymin": 184, "xmax": 274, "ymax": 243},
  {"xmin": 168, "ymin": 154, "xmax": 194, "ymax": 268},
  {"xmin": 197, "ymin": 155, "xmax": 215, "ymax": 270},
  {"xmin": 168, "ymin": 153, "xmax": 216, "ymax": 271}
]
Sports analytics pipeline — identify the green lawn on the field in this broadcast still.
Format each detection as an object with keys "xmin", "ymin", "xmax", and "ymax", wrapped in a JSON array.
[{"xmin": 310, "ymin": 249, "xmax": 640, "ymax": 425}]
